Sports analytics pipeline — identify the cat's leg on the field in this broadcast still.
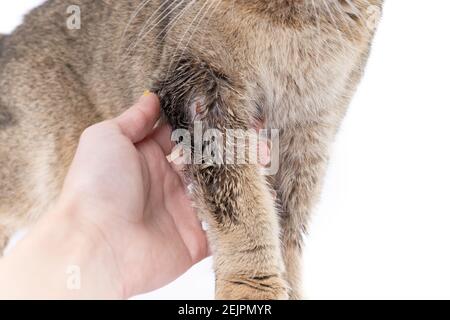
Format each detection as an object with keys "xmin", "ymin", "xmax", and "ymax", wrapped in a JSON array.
[
  {"xmin": 275, "ymin": 122, "xmax": 332, "ymax": 299},
  {"xmin": 191, "ymin": 161, "xmax": 288, "ymax": 300},
  {"xmin": 180, "ymin": 103, "xmax": 287, "ymax": 299},
  {"xmin": 156, "ymin": 59, "xmax": 288, "ymax": 300}
]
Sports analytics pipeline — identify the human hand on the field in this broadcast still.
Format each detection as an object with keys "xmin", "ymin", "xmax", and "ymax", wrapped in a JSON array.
[
  {"xmin": 0, "ymin": 92, "xmax": 271, "ymax": 300},
  {"xmin": 56, "ymin": 92, "xmax": 209, "ymax": 298}
]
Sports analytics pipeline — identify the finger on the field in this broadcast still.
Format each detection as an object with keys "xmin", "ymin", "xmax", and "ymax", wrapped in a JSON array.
[
  {"xmin": 115, "ymin": 91, "xmax": 161, "ymax": 143},
  {"xmin": 151, "ymin": 124, "xmax": 174, "ymax": 155}
]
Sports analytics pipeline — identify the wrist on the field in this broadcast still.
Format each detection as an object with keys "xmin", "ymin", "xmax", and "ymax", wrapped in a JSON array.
[
  {"xmin": 48, "ymin": 199, "xmax": 127, "ymax": 299},
  {"xmin": 0, "ymin": 199, "xmax": 126, "ymax": 299}
]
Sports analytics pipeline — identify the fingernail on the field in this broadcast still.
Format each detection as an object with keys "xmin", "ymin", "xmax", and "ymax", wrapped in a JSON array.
[{"xmin": 143, "ymin": 90, "xmax": 152, "ymax": 97}]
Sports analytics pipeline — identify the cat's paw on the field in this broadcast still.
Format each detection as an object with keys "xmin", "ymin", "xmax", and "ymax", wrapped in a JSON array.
[
  {"xmin": 216, "ymin": 275, "xmax": 289, "ymax": 300},
  {"xmin": 288, "ymin": 289, "xmax": 302, "ymax": 300}
]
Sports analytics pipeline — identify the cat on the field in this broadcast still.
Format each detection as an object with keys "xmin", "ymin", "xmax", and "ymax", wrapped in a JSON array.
[{"xmin": 0, "ymin": 0, "xmax": 382, "ymax": 299}]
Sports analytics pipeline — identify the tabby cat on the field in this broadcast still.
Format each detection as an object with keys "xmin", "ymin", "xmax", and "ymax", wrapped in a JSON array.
[{"xmin": 0, "ymin": 0, "xmax": 382, "ymax": 299}]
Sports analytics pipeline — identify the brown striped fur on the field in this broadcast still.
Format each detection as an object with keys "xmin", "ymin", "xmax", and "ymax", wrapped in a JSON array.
[{"xmin": 0, "ymin": 0, "xmax": 382, "ymax": 299}]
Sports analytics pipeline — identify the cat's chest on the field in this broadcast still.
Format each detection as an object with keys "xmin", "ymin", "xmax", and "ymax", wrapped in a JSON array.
[{"xmin": 249, "ymin": 30, "xmax": 360, "ymax": 127}]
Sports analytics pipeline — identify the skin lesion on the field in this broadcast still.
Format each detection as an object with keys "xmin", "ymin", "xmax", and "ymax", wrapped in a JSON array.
[{"xmin": 153, "ymin": 55, "xmax": 244, "ymax": 130}]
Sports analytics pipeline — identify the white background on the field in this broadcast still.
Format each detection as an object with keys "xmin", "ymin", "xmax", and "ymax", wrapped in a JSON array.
[{"xmin": 1, "ymin": 1, "xmax": 450, "ymax": 300}]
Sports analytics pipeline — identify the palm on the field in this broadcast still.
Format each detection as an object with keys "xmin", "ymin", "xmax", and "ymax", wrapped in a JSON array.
[
  {"xmin": 115, "ymin": 137, "xmax": 208, "ymax": 295},
  {"xmin": 61, "ymin": 94, "xmax": 209, "ymax": 297}
]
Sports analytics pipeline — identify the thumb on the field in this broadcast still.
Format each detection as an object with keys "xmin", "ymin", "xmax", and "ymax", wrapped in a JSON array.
[{"xmin": 115, "ymin": 91, "xmax": 161, "ymax": 143}]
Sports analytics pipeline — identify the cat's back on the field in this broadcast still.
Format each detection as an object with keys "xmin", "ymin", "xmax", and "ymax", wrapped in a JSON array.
[{"xmin": 0, "ymin": 0, "xmax": 110, "ymax": 84}]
